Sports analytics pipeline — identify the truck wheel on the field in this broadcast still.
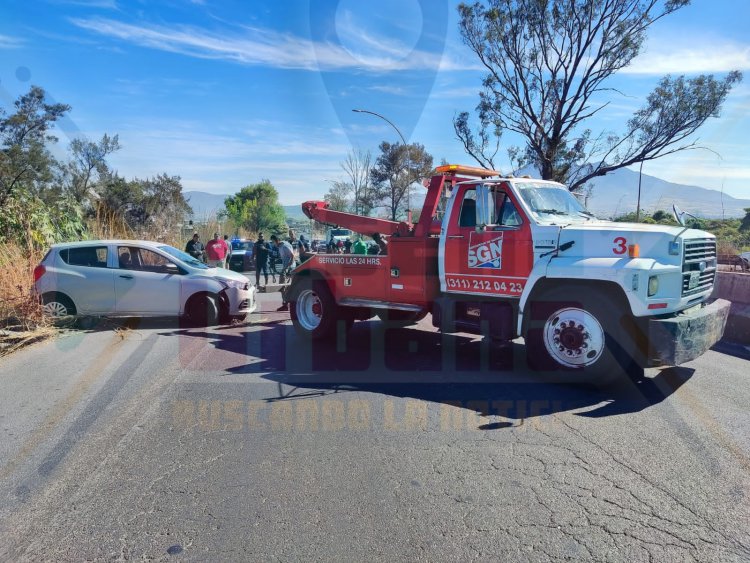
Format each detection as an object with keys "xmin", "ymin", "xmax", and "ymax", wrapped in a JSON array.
[
  {"xmin": 376, "ymin": 309, "xmax": 427, "ymax": 327},
  {"xmin": 289, "ymin": 278, "xmax": 350, "ymax": 340},
  {"xmin": 525, "ymin": 287, "xmax": 635, "ymax": 385}
]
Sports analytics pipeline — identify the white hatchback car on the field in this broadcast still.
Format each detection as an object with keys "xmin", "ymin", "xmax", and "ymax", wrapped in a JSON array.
[{"xmin": 33, "ymin": 240, "xmax": 256, "ymax": 325}]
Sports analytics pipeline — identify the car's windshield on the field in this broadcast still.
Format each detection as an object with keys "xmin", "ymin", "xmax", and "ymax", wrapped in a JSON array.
[
  {"xmin": 515, "ymin": 183, "xmax": 596, "ymax": 223},
  {"xmin": 232, "ymin": 241, "xmax": 252, "ymax": 251},
  {"xmin": 158, "ymin": 245, "xmax": 209, "ymax": 269},
  {"xmin": 330, "ymin": 229, "xmax": 351, "ymax": 237}
]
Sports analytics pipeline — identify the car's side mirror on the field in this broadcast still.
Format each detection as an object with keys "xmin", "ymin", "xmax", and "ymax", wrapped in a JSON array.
[{"xmin": 165, "ymin": 262, "xmax": 180, "ymax": 274}]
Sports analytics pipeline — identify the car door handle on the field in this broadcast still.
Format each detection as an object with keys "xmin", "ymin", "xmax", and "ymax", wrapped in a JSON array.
[
  {"xmin": 448, "ymin": 235, "xmax": 464, "ymax": 239},
  {"xmin": 119, "ymin": 274, "xmax": 134, "ymax": 279}
]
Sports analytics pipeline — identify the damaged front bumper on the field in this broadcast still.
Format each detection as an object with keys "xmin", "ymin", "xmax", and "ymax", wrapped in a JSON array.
[{"xmin": 647, "ymin": 299, "xmax": 730, "ymax": 366}]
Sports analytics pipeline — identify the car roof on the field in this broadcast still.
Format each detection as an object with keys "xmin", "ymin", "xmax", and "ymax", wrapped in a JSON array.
[{"xmin": 49, "ymin": 239, "xmax": 171, "ymax": 249}]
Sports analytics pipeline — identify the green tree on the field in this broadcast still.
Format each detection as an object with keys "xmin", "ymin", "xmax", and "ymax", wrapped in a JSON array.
[
  {"xmin": 455, "ymin": 0, "xmax": 741, "ymax": 191},
  {"xmin": 96, "ymin": 173, "xmax": 191, "ymax": 236},
  {"xmin": 370, "ymin": 142, "xmax": 434, "ymax": 221},
  {"xmin": 324, "ymin": 180, "xmax": 351, "ymax": 212},
  {"xmin": 224, "ymin": 180, "xmax": 287, "ymax": 235},
  {"xmin": 740, "ymin": 208, "xmax": 750, "ymax": 232},
  {"xmin": 67, "ymin": 133, "xmax": 121, "ymax": 204},
  {"xmin": 0, "ymin": 86, "xmax": 70, "ymax": 206}
]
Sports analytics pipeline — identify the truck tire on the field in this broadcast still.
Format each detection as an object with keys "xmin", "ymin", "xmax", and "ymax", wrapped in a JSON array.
[
  {"xmin": 289, "ymin": 278, "xmax": 351, "ymax": 340},
  {"xmin": 525, "ymin": 286, "xmax": 636, "ymax": 385}
]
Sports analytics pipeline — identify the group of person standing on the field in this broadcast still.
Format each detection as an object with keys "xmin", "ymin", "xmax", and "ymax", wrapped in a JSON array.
[
  {"xmin": 185, "ymin": 232, "xmax": 231, "ymax": 267},
  {"xmin": 253, "ymin": 232, "xmax": 300, "ymax": 289},
  {"xmin": 185, "ymin": 230, "xmax": 386, "ymax": 295},
  {"xmin": 326, "ymin": 233, "xmax": 388, "ymax": 256}
]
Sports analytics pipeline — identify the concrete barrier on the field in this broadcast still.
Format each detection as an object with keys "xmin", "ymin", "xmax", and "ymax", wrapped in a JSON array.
[{"xmin": 711, "ymin": 271, "xmax": 750, "ymax": 344}]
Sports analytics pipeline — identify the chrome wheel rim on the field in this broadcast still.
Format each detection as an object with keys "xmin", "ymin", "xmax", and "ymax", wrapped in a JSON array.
[{"xmin": 543, "ymin": 307, "xmax": 605, "ymax": 368}]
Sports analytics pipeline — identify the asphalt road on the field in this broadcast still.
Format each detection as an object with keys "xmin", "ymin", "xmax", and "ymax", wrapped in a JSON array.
[{"xmin": 0, "ymin": 291, "xmax": 749, "ymax": 562}]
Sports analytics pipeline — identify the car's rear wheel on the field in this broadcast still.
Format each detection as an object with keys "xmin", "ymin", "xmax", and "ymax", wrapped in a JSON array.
[{"xmin": 42, "ymin": 293, "xmax": 76, "ymax": 317}]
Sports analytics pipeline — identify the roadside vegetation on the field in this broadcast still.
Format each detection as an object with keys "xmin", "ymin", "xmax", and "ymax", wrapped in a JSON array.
[
  {"xmin": 0, "ymin": 86, "xmax": 195, "ymax": 354},
  {"xmin": 0, "ymin": 85, "xmax": 298, "ymax": 356},
  {"xmin": 614, "ymin": 209, "xmax": 750, "ymax": 253}
]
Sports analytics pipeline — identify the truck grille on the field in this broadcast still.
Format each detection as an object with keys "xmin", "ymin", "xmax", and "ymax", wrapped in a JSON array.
[{"xmin": 682, "ymin": 238, "xmax": 716, "ymax": 297}]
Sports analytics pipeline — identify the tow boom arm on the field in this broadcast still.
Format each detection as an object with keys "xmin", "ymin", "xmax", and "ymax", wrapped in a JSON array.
[{"xmin": 301, "ymin": 201, "xmax": 405, "ymax": 236}]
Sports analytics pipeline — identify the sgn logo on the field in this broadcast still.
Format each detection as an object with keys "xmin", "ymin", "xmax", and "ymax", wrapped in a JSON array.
[{"xmin": 468, "ymin": 233, "xmax": 503, "ymax": 269}]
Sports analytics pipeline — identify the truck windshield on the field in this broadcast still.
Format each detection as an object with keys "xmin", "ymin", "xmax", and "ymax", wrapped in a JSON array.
[
  {"xmin": 515, "ymin": 183, "xmax": 595, "ymax": 223},
  {"xmin": 330, "ymin": 229, "xmax": 352, "ymax": 237}
]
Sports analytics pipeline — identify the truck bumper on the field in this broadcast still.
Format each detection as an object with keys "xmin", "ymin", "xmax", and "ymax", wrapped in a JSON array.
[{"xmin": 646, "ymin": 299, "xmax": 730, "ymax": 366}]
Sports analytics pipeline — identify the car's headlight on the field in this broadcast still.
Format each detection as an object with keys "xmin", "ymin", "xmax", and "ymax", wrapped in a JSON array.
[
  {"xmin": 217, "ymin": 277, "xmax": 249, "ymax": 291},
  {"xmin": 647, "ymin": 275, "xmax": 659, "ymax": 297}
]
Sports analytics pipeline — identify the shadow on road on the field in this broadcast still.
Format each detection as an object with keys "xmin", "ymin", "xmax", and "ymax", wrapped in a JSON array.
[
  {"xmin": 186, "ymin": 319, "xmax": 695, "ymax": 425},
  {"xmin": 69, "ymin": 314, "xmax": 697, "ymax": 426}
]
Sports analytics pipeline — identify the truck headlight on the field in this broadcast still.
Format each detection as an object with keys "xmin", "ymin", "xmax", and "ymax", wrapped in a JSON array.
[{"xmin": 647, "ymin": 275, "xmax": 659, "ymax": 297}]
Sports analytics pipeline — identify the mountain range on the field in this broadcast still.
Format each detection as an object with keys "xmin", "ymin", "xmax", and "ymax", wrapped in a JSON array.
[{"xmin": 184, "ymin": 167, "xmax": 749, "ymax": 221}]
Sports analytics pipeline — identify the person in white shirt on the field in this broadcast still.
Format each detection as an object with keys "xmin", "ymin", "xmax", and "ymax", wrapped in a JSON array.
[{"xmin": 270, "ymin": 234, "xmax": 295, "ymax": 280}]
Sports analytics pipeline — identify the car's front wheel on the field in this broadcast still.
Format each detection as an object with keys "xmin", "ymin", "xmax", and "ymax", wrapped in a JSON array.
[{"xmin": 185, "ymin": 294, "xmax": 219, "ymax": 326}]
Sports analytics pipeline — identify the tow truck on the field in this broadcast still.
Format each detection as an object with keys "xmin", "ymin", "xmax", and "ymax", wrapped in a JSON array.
[{"xmin": 286, "ymin": 164, "xmax": 729, "ymax": 383}]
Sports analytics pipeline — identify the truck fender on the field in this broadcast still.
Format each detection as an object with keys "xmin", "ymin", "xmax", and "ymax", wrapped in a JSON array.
[{"xmin": 516, "ymin": 256, "xmax": 553, "ymax": 335}]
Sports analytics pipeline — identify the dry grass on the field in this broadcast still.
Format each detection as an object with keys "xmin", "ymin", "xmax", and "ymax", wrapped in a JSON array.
[{"xmin": 0, "ymin": 243, "xmax": 53, "ymax": 357}]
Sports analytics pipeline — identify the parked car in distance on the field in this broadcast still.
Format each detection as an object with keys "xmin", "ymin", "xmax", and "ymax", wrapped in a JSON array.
[
  {"xmin": 33, "ymin": 240, "xmax": 256, "ymax": 325},
  {"xmin": 228, "ymin": 239, "xmax": 255, "ymax": 272}
]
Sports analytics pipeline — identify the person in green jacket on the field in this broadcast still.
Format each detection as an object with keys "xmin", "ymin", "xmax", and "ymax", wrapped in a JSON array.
[{"xmin": 352, "ymin": 237, "xmax": 367, "ymax": 255}]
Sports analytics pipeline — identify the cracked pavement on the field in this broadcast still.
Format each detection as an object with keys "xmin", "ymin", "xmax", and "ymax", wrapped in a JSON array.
[{"xmin": 0, "ymin": 293, "xmax": 749, "ymax": 561}]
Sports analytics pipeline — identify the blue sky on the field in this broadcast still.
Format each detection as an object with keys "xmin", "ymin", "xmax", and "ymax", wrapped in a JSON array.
[{"xmin": 2, "ymin": 0, "xmax": 749, "ymax": 204}]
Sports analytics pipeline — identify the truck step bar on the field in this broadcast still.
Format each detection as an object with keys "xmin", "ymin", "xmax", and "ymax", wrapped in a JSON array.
[{"xmin": 338, "ymin": 298, "xmax": 424, "ymax": 312}]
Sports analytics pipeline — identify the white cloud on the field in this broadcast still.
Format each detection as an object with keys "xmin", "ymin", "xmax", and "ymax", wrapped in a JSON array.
[
  {"xmin": 99, "ymin": 120, "xmax": 351, "ymax": 202},
  {"xmin": 48, "ymin": 0, "xmax": 118, "ymax": 8},
  {"xmin": 623, "ymin": 39, "xmax": 750, "ymax": 75},
  {"xmin": 368, "ymin": 85, "xmax": 408, "ymax": 95},
  {"xmin": 0, "ymin": 34, "xmax": 23, "ymax": 48},
  {"xmin": 70, "ymin": 16, "xmax": 471, "ymax": 73}
]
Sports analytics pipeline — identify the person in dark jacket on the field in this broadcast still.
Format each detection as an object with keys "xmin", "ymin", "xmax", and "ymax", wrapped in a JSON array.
[
  {"xmin": 185, "ymin": 233, "xmax": 205, "ymax": 262},
  {"xmin": 254, "ymin": 233, "xmax": 272, "ymax": 288},
  {"xmin": 372, "ymin": 232, "xmax": 388, "ymax": 255}
]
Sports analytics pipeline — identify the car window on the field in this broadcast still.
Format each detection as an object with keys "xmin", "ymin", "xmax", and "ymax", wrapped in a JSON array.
[
  {"xmin": 61, "ymin": 246, "xmax": 108, "ymax": 268},
  {"xmin": 118, "ymin": 246, "xmax": 174, "ymax": 273}
]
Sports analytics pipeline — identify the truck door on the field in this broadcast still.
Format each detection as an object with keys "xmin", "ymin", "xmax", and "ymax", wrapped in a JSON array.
[{"xmin": 440, "ymin": 182, "xmax": 534, "ymax": 298}]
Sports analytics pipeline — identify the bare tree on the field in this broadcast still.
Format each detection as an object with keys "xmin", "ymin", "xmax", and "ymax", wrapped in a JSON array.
[
  {"xmin": 341, "ymin": 148, "xmax": 375, "ymax": 216},
  {"xmin": 455, "ymin": 0, "xmax": 741, "ymax": 191}
]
